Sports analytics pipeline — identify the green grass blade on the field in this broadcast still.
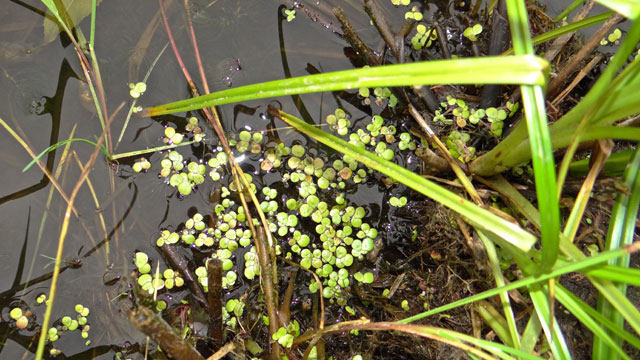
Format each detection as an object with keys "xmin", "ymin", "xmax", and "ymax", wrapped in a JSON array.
[
  {"xmin": 275, "ymin": 109, "xmax": 537, "ymax": 252},
  {"xmin": 595, "ymin": 0, "xmax": 640, "ymax": 19},
  {"xmin": 554, "ymin": 0, "xmax": 587, "ymax": 22},
  {"xmin": 558, "ymin": 239, "xmax": 640, "ymax": 342},
  {"xmin": 520, "ymin": 314, "xmax": 543, "ymax": 354},
  {"xmin": 110, "ymin": 140, "xmax": 196, "ymax": 160},
  {"xmin": 474, "ymin": 300, "xmax": 514, "ymax": 348},
  {"xmin": 593, "ymin": 146, "xmax": 640, "ymax": 358},
  {"xmin": 40, "ymin": 0, "xmax": 74, "ymax": 40},
  {"xmin": 569, "ymin": 149, "xmax": 635, "ymax": 176},
  {"xmin": 482, "ymin": 175, "xmax": 542, "ymax": 229},
  {"xmin": 432, "ymin": 327, "xmax": 543, "ymax": 360},
  {"xmin": 607, "ymin": 147, "xmax": 640, "ymax": 258},
  {"xmin": 556, "ymin": 285, "xmax": 631, "ymax": 359},
  {"xmin": 557, "ymin": 284, "xmax": 640, "ymax": 351},
  {"xmin": 90, "ymin": 0, "xmax": 96, "ymax": 48},
  {"xmin": 144, "ymin": 55, "xmax": 549, "ymax": 116},
  {"xmin": 477, "ymin": 231, "xmax": 520, "ymax": 348},
  {"xmin": 591, "ymin": 277, "xmax": 640, "ymax": 338},
  {"xmin": 576, "ymin": 264, "xmax": 640, "ymax": 286},
  {"xmin": 117, "ymin": 43, "xmax": 169, "ymax": 147},
  {"xmin": 520, "ymin": 85, "xmax": 559, "ymax": 272},
  {"xmin": 527, "ymin": 283, "xmax": 571, "ymax": 360},
  {"xmin": 604, "ymin": 145, "xmax": 640, "ymax": 260},
  {"xmin": 536, "ymin": 11, "xmax": 611, "ymax": 44},
  {"xmin": 504, "ymin": 12, "xmax": 613, "ymax": 55},
  {"xmin": 580, "ymin": 126, "xmax": 640, "ymax": 142},
  {"xmin": 471, "ymin": 16, "xmax": 640, "ymax": 176},
  {"xmin": 506, "ymin": 0, "xmax": 559, "ymax": 272},
  {"xmin": 23, "ymin": 138, "xmax": 107, "ymax": 172}
]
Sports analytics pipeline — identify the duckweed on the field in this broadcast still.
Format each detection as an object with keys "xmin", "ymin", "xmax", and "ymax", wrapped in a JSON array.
[{"xmin": 129, "ymin": 102, "xmax": 432, "ymax": 309}]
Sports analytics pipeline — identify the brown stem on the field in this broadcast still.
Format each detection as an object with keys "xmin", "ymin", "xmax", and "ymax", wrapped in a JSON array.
[
  {"xmin": 129, "ymin": 305, "xmax": 205, "ymax": 360},
  {"xmin": 34, "ymin": 111, "xmax": 113, "ymax": 358},
  {"xmin": 544, "ymin": 1, "xmax": 595, "ymax": 63},
  {"xmin": 547, "ymin": 12, "xmax": 624, "ymax": 96},
  {"xmin": 278, "ymin": 269, "xmax": 298, "ymax": 325},
  {"xmin": 279, "ymin": 257, "xmax": 325, "ymax": 329},
  {"xmin": 364, "ymin": 0, "xmax": 399, "ymax": 60},
  {"xmin": 551, "ymin": 53, "xmax": 604, "ymax": 108},
  {"xmin": 255, "ymin": 227, "xmax": 281, "ymax": 356},
  {"xmin": 415, "ymin": 146, "xmax": 450, "ymax": 173},
  {"xmin": 435, "ymin": 24, "xmax": 451, "ymax": 60},
  {"xmin": 185, "ymin": 0, "xmax": 210, "ymax": 95},
  {"xmin": 207, "ymin": 258, "xmax": 223, "ymax": 341},
  {"xmin": 160, "ymin": 244, "xmax": 208, "ymax": 308},
  {"xmin": 157, "ymin": 1, "xmax": 281, "ymax": 354},
  {"xmin": 333, "ymin": 7, "xmax": 379, "ymax": 66},
  {"xmin": 363, "ymin": 0, "xmax": 440, "ymax": 112}
]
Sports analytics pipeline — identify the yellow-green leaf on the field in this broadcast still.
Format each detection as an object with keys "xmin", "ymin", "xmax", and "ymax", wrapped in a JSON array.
[{"xmin": 42, "ymin": 0, "xmax": 103, "ymax": 45}]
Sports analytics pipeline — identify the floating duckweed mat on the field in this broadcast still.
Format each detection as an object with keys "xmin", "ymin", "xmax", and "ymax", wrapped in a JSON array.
[{"xmin": 129, "ymin": 101, "xmax": 423, "ymax": 318}]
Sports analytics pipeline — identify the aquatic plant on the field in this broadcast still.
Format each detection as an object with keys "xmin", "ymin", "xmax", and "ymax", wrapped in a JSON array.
[
  {"xmin": 142, "ymin": 0, "xmax": 640, "ymax": 359},
  {"xmin": 18, "ymin": 0, "xmax": 640, "ymax": 359}
]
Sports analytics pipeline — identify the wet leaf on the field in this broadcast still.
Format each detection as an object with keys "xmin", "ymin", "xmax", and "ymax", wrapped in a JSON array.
[{"xmin": 43, "ymin": 0, "xmax": 104, "ymax": 45}]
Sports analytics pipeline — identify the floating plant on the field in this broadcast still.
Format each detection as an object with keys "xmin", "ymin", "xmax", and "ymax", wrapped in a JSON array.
[{"xmin": 128, "ymin": 104, "xmax": 428, "ymax": 309}]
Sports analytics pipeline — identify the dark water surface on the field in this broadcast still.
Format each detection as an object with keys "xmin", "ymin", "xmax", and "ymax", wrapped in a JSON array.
[
  {"xmin": 0, "ymin": 1, "xmax": 370, "ymax": 358},
  {"xmin": 0, "ymin": 0, "xmax": 610, "ymax": 358}
]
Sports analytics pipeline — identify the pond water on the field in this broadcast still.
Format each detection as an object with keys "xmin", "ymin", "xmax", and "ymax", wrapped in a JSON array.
[
  {"xmin": 0, "ymin": 1, "xmax": 387, "ymax": 358},
  {"xmin": 0, "ymin": 0, "xmax": 618, "ymax": 359}
]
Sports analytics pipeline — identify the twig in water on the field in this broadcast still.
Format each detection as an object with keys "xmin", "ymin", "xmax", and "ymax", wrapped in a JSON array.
[
  {"xmin": 129, "ymin": 305, "xmax": 205, "ymax": 360},
  {"xmin": 333, "ymin": 7, "xmax": 379, "ymax": 66},
  {"xmin": 547, "ymin": 12, "xmax": 624, "ymax": 96},
  {"xmin": 207, "ymin": 258, "xmax": 223, "ymax": 341},
  {"xmin": 160, "ymin": 243, "xmax": 208, "ymax": 308}
]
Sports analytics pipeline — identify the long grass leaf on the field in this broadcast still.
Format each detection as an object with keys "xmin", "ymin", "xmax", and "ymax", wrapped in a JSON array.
[
  {"xmin": 506, "ymin": 0, "xmax": 559, "ymax": 271},
  {"xmin": 562, "ymin": 140, "xmax": 611, "ymax": 241},
  {"xmin": 595, "ymin": 0, "xmax": 640, "ymax": 18},
  {"xmin": 110, "ymin": 140, "xmax": 196, "ymax": 160},
  {"xmin": 0, "ymin": 117, "xmax": 78, "ymax": 216},
  {"xmin": 575, "ymin": 264, "xmax": 640, "ymax": 286},
  {"xmin": 351, "ymin": 323, "xmax": 543, "ymax": 360},
  {"xmin": 25, "ymin": 126, "xmax": 76, "ymax": 299},
  {"xmin": 34, "ymin": 130, "xmax": 108, "ymax": 360},
  {"xmin": 432, "ymin": 327, "xmax": 542, "ymax": 360},
  {"xmin": 90, "ymin": 0, "xmax": 96, "ymax": 48},
  {"xmin": 528, "ymin": 283, "xmax": 571, "ymax": 360},
  {"xmin": 117, "ymin": 43, "xmax": 169, "ymax": 147},
  {"xmin": 520, "ymin": 314, "xmax": 542, "ymax": 354},
  {"xmin": 593, "ymin": 146, "xmax": 640, "ymax": 358},
  {"xmin": 471, "ymin": 17, "xmax": 640, "ymax": 175},
  {"xmin": 23, "ymin": 138, "xmax": 106, "ymax": 172},
  {"xmin": 40, "ymin": 0, "xmax": 74, "ymax": 43},
  {"xmin": 474, "ymin": 300, "xmax": 515, "ymax": 348},
  {"xmin": 144, "ymin": 55, "xmax": 549, "ymax": 116},
  {"xmin": 569, "ymin": 149, "xmax": 635, "ymax": 177},
  {"xmin": 554, "ymin": 0, "xmax": 587, "ymax": 22},
  {"xmin": 591, "ymin": 278, "xmax": 640, "ymax": 338},
  {"xmin": 477, "ymin": 231, "xmax": 521, "ymax": 348},
  {"xmin": 557, "ymin": 238, "xmax": 640, "ymax": 340},
  {"xmin": 274, "ymin": 109, "xmax": 537, "ymax": 252},
  {"xmin": 556, "ymin": 285, "xmax": 630, "ymax": 359},
  {"xmin": 557, "ymin": 284, "xmax": 640, "ymax": 352},
  {"xmin": 504, "ymin": 12, "xmax": 613, "ymax": 55}
]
